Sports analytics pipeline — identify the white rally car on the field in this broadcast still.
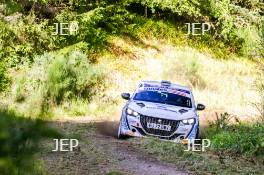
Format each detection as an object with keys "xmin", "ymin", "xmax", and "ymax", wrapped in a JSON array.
[{"xmin": 117, "ymin": 80, "xmax": 205, "ymax": 142}]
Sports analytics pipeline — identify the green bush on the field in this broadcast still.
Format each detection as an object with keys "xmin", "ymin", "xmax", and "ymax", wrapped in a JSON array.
[
  {"xmin": 256, "ymin": 61, "xmax": 264, "ymax": 120},
  {"xmin": 2, "ymin": 1, "xmax": 23, "ymax": 15},
  {"xmin": 184, "ymin": 56, "xmax": 206, "ymax": 89},
  {"xmin": 46, "ymin": 51, "xmax": 104, "ymax": 104},
  {"xmin": 205, "ymin": 114, "xmax": 264, "ymax": 155},
  {"xmin": 124, "ymin": 0, "xmax": 201, "ymax": 17},
  {"xmin": 13, "ymin": 49, "xmax": 105, "ymax": 114},
  {"xmin": 208, "ymin": 0, "xmax": 263, "ymax": 58},
  {"xmin": 0, "ymin": 17, "xmax": 56, "ymax": 67},
  {"xmin": 0, "ymin": 109, "xmax": 60, "ymax": 174},
  {"xmin": 2, "ymin": 0, "xmax": 262, "ymax": 63},
  {"xmin": 0, "ymin": 62, "xmax": 9, "ymax": 92}
]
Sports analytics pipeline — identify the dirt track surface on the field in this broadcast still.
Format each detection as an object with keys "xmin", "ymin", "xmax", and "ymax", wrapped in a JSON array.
[{"xmin": 40, "ymin": 119, "xmax": 188, "ymax": 175}]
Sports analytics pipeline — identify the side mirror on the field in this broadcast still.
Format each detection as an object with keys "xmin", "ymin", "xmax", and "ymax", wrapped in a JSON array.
[
  {"xmin": 121, "ymin": 93, "xmax": 130, "ymax": 100},
  {"xmin": 196, "ymin": 104, "xmax": 205, "ymax": 111}
]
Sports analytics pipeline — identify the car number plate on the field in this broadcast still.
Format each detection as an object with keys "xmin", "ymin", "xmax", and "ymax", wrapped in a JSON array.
[{"xmin": 147, "ymin": 122, "xmax": 171, "ymax": 131}]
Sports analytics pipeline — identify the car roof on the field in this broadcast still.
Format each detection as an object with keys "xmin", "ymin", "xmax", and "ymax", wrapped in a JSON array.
[{"xmin": 140, "ymin": 80, "xmax": 191, "ymax": 91}]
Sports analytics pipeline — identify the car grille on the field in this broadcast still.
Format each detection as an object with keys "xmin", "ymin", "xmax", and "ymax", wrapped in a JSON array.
[{"xmin": 140, "ymin": 115, "xmax": 179, "ymax": 137}]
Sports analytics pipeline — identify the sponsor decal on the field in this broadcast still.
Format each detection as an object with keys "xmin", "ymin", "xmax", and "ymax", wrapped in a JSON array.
[
  {"xmin": 141, "ymin": 83, "xmax": 190, "ymax": 97},
  {"xmin": 147, "ymin": 122, "xmax": 171, "ymax": 131},
  {"xmin": 146, "ymin": 105, "xmax": 178, "ymax": 113},
  {"xmin": 143, "ymin": 83, "xmax": 159, "ymax": 87},
  {"xmin": 168, "ymin": 88, "xmax": 190, "ymax": 95},
  {"xmin": 129, "ymin": 120, "xmax": 138, "ymax": 127},
  {"xmin": 143, "ymin": 87, "xmax": 167, "ymax": 91},
  {"xmin": 168, "ymin": 89, "xmax": 186, "ymax": 96}
]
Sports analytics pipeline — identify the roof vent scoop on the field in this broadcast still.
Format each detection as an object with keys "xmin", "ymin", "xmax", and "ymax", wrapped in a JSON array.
[{"xmin": 161, "ymin": 80, "xmax": 171, "ymax": 86}]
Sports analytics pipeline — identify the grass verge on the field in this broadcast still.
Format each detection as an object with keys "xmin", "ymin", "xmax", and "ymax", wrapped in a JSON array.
[{"xmin": 133, "ymin": 135, "xmax": 264, "ymax": 175}]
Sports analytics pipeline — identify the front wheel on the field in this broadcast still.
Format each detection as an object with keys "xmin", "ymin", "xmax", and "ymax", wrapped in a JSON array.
[
  {"xmin": 195, "ymin": 127, "xmax": 200, "ymax": 139},
  {"xmin": 117, "ymin": 123, "xmax": 127, "ymax": 139}
]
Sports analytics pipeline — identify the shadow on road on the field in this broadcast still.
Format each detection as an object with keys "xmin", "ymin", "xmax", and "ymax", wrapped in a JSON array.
[{"xmin": 37, "ymin": 118, "xmax": 189, "ymax": 175}]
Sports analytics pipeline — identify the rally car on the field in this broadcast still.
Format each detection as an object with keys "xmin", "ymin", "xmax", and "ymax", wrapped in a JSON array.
[{"xmin": 117, "ymin": 80, "xmax": 205, "ymax": 142}]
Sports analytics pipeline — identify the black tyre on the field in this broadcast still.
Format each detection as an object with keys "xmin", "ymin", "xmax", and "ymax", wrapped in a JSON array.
[{"xmin": 117, "ymin": 123, "xmax": 127, "ymax": 139}]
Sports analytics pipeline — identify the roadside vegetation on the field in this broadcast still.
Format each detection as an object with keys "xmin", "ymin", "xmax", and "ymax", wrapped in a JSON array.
[
  {"xmin": 9, "ymin": 50, "xmax": 104, "ymax": 117},
  {"xmin": 0, "ymin": 109, "xmax": 60, "ymax": 174},
  {"xmin": 0, "ymin": 0, "xmax": 263, "ymax": 174},
  {"xmin": 134, "ymin": 135, "xmax": 264, "ymax": 175}
]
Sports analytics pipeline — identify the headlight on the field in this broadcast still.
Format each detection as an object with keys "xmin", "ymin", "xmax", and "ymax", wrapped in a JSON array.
[
  {"xmin": 127, "ymin": 108, "xmax": 133, "ymax": 115},
  {"xmin": 182, "ymin": 118, "xmax": 195, "ymax": 125},
  {"xmin": 126, "ymin": 108, "xmax": 139, "ymax": 117}
]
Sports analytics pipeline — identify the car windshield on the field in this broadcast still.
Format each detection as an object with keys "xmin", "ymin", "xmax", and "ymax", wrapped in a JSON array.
[{"xmin": 133, "ymin": 91, "xmax": 192, "ymax": 108}]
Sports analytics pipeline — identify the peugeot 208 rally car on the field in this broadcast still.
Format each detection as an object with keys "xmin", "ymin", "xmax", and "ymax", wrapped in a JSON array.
[{"xmin": 117, "ymin": 80, "xmax": 205, "ymax": 142}]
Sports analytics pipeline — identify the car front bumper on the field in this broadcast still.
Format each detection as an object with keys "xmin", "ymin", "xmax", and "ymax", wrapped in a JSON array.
[{"xmin": 119, "ymin": 111, "xmax": 199, "ymax": 142}]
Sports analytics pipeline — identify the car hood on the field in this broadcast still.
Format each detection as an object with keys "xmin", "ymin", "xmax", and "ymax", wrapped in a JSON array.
[{"xmin": 127, "ymin": 100, "xmax": 196, "ymax": 120}]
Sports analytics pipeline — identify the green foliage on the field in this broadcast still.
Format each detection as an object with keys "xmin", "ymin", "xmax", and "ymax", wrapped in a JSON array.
[
  {"xmin": 14, "ymin": 75, "xmax": 25, "ymax": 102},
  {"xmin": 124, "ymin": 0, "xmax": 201, "ymax": 17},
  {"xmin": 46, "ymin": 51, "xmax": 104, "ymax": 104},
  {"xmin": 13, "ymin": 49, "xmax": 105, "ymax": 115},
  {"xmin": 0, "ymin": 61, "xmax": 9, "ymax": 92},
  {"xmin": 1, "ymin": 1, "xmax": 23, "ymax": 15},
  {"xmin": 0, "ymin": 17, "xmax": 56, "ymax": 67},
  {"xmin": 205, "ymin": 113, "xmax": 264, "ymax": 155},
  {"xmin": 63, "ymin": 99, "xmax": 89, "ymax": 116},
  {"xmin": 256, "ymin": 61, "xmax": 264, "ymax": 120},
  {"xmin": 1, "ymin": 0, "xmax": 262, "ymax": 68},
  {"xmin": 0, "ymin": 7, "xmax": 112, "ymax": 67},
  {"xmin": 208, "ymin": 0, "xmax": 263, "ymax": 58},
  {"xmin": 0, "ymin": 20, "xmax": 17, "ymax": 63},
  {"xmin": 184, "ymin": 56, "xmax": 206, "ymax": 88},
  {"xmin": 236, "ymin": 26, "xmax": 262, "ymax": 57},
  {"xmin": 0, "ymin": 109, "xmax": 61, "ymax": 174},
  {"xmin": 106, "ymin": 171, "xmax": 124, "ymax": 175},
  {"xmin": 136, "ymin": 137, "xmax": 264, "ymax": 174},
  {"xmin": 231, "ymin": 0, "xmax": 263, "ymax": 10},
  {"xmin": 127, "ymin": 17, "xmax": 185, "ymax": 41}
]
